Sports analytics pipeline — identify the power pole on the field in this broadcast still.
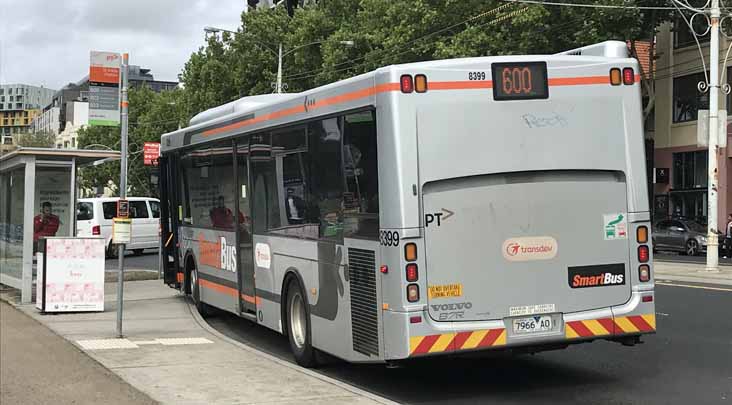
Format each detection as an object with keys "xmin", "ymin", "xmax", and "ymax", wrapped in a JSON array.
[
  {"xmin": 276, "ymin": 43, "xmax": 283, "ymax": 94},
  {"xmin": 706, "ymin": 0, "xmax": 721, "ymax": 272},
  {"xmin": 117, "ymin": 53, "xmax": 129, "ymax": 336}
]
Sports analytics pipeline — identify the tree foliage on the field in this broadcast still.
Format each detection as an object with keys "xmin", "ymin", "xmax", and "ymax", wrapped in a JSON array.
[
  {"xmin": 77, "ymin": 86, "xmax": 185, "ymax": 196},
  {"xmin": 14, "ymin": 130, "xmax": 55, "ymax": 148},
  {"xmin": 79, "ymin": 0, "xmax": 672, "ymax": 196},
  {"xmin": 178, "ymin": 0, "xmax": 671, "ymax": 120}
]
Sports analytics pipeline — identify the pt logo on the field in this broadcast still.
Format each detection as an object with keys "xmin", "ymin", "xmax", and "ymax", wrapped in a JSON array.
[{"xmin": 425, "ymin": 208, "xmax": 454, "ymax": 227}]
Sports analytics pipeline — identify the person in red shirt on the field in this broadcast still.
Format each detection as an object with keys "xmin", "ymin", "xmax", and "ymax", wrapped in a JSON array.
[
  {"xmin": 210, "ymin": 196, "xmax": 234, "ymax": 230},
  {"xmin": 34, "ymin": 202, "xmax": 60, "ymax": 252}
]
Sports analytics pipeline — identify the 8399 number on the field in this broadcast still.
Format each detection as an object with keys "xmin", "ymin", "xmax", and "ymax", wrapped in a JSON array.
[
  {"xmin": 379, "ymin": 230, "xmax": 400, "ymax": 247},
  {"xmin": 468, "ymin": 71, "xmax": 486, "ymax": 81}
]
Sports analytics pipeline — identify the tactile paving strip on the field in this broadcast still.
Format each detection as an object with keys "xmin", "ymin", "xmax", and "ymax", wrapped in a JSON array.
[
  {"xmin": 155, "ymin": 337, "xmax": 213, "ymax": 345},
  {"xmin": 77, "ymin": 339, "xmax": 139, "ymax": 350}
]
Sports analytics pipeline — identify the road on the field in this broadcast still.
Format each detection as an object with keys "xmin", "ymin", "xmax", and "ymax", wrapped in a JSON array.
[
  {"xmin": 206, "ymin": 283, "xmax": 732, "ymax": 404},
  {"xmin": 105, "ymin": 249, "xmax": 159, "ymax": 271}
]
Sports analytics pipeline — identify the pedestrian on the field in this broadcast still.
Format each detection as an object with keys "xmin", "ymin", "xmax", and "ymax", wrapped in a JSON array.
[
  {"xmin": 724, "ymin": 214, "xmax": 732, "ymax": 258},
  {"xmin": 33, "ymin": 201, "xmax": 60, "ymax": 252}
]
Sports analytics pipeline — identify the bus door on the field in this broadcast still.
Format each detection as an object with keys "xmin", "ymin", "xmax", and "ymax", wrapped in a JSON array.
[
  {"xmin": 237, "ymin": 141, "xmax": 256, "ymax": 314},
  {"xmin": 159, "ymin": 154, "xmax": 179, "ymax": 286}
]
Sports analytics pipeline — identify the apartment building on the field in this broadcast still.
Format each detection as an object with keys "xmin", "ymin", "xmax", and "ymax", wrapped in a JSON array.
[
  {"xmin": 652, "ymin": 22, "xmax": 732, "ymax": 231},
  {"xmin": 0, "ymin": 84, "xmax": 55, "ymax": 146}
]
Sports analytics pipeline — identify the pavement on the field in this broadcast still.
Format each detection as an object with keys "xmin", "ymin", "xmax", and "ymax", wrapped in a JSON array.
[
  {"xmin": 0, "ymin": 301, "xmax": 158, "ymax": 405},
  {"xmin": 653, "ymin": 259, "xmax": 732, "ymax": 286},
  {"xmin": 0, "ymin": 280, "xmax": 390, "ymax": 405}
]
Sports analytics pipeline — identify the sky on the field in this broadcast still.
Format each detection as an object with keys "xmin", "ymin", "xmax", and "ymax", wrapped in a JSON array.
[{"xmin": 0, "ymin": 0, "xmax": 245, "ymax": 90}]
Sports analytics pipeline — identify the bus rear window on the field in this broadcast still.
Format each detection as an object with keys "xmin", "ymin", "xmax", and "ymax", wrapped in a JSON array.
[{"xmin": 77, "ymin": 202, "xmax": 94, "ymax": 220}]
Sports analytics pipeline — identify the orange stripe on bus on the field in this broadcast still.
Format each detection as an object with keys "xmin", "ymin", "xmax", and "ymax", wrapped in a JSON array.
[
  {"xmin": 202, "ymin": 83, "xmax": 399, "ymax": 138},
  {"xmin": 548, "ymin": 76, "xmax": 609, "ymax": 86},
  {"xmin": 241, "ymin": 293, "xmax": 262, "ymax": 306},
  {"xmin": 199, "ymin": 278, "xmax": 238, "ymax": 298},
  {"xmin": 200, "ymin": 74, "xmax": 620, "ymax": 138},
  {"xmin": 430, "ymin": 80, "xmax": 492, "ymax": 90}
]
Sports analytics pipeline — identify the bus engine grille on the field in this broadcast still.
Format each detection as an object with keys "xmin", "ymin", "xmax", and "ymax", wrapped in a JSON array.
[{"xmin": 348, "ymin": 248, "xmax": 379, "ymax": 357}]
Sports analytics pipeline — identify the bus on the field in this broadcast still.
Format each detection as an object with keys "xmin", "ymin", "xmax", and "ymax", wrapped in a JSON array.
[{"xmin": 158, "ymin": 41, "xmax": 656, "ymax": 367}]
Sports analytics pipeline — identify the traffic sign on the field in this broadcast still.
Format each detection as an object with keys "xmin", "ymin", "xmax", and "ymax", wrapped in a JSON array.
[
  {"xmin": 117, "ymin": 199, "xmax": 129, "ymax": 218},
  {"xmin": 143, "ymin": 142, "xmax": 160, "ymax": 166}
]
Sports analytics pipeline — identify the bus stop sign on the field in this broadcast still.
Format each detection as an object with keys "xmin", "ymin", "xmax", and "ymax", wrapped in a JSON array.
[{"xmin": 117, "ymin": 199, "xmax": 129, "ymax": 218}]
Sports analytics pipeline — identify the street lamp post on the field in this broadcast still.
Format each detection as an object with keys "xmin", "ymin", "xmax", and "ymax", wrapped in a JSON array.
[{"xmin": 202, "ymin": 26, "xmax": 352, "ymax": 93}]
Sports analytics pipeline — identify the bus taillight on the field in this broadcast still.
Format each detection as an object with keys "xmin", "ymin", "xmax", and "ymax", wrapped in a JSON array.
[
  {"xmin": 407, "ymin": 284, "xmax": 420, "ymax": 302},
  {"xmin": 406, "ymin": 263, "xmax": 418, "ymax": 282},
  {"xmin": 610, "ymin": 68, "xmax": 622, "ymax": 85},
  {"xmin": 405, "ymin": 243, "xmax": 417, "ymax": 261},
  {"xmin": 401, "ymin": 75, "xmax": 414, "ymax": 93},
  {"xmin": 623, "ymin": 68, "xmax": 635, "ymax": 85},
  {"xmin": 639, "ymin": 264, "xmax": 651, "ymax": 282},
  {"xmin": 638, "ymin": 245, "xmax": 650, "ymax": 263},
  {"xmin": 637, "ymin": 226, "xmax": 648, "ymax": 243},
  {"xmin": 414, "ymin": 74, "xmax": 428, "ymax": 93}
]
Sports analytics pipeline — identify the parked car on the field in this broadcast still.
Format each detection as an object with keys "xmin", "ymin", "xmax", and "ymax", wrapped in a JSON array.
[
  {"xmin": 76, "ymin": 197, "xmax": 160, "ymax": 258},
  {"xmin": 652, "ymin": 219, "xmax": 708, "ymax": 256}
]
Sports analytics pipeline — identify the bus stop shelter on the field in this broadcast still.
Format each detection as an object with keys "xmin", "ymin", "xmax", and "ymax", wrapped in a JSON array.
[{"xmin": 0, "ymin": 147, "xmax": 120, "ymax": 303}]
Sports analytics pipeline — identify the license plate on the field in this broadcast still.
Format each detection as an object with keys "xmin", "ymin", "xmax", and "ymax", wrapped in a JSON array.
[{"xmin": 512, "ymin": 315, "xmax": 553, "ymax": 334}]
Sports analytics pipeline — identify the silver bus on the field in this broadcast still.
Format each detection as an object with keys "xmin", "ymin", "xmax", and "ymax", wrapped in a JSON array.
[{"xmin": 159, "ymin": 41, "xmax": 656, "ymax": 367}]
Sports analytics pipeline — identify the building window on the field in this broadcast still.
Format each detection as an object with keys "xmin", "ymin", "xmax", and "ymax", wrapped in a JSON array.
[
  {"xmin": 672, "ymin": 150, "xmax": 707, "ymax": 190},
  {"xmin": 673, "ymin": 72, "xmax": 709, "ymax": 123}
]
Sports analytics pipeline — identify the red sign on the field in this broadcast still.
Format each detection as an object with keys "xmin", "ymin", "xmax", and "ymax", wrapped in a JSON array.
[{"xmin": 143, "ymin": 142, "xmax": 160, "ymax": 166}]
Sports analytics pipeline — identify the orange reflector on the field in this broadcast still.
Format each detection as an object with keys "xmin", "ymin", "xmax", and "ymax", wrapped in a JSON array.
[
  {"xmin": 400, "ymin": 74, "xmax": 413, "ymax": 93},
  {"xmin": 638, "ymin": 245, "xmax": 650, "ymax": 263},
  {"xmin": 407, "ymin": 284, "xmax": 420, "ymax": 302},
  {"xmin": 414, "ymin": 74, "xmax": 428, "ymax": 93},
  {"xmin": 639, "ymin": 264, "xmax": 651, "ymax": 282},
  {"xmin": 623, "ymin": 67, "xmax": 635, "ymax": 85},
  {"xmin": 610, "ymin": 68, "xmax": 622, "ymax": 86},
  {"xmin": 405, "ymin": 243, "xmax": 417, "ymax": 261},
  {"xmin": 637, "ymin": 226, "xmax": 648, "ymax": 243},
  {"xmin": 406, "ymin": 263, "xmax": 418, "ymax": 282}
]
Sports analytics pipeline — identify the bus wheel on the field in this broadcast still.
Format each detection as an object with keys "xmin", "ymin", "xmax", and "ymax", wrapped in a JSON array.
[
  {"xmin": 285, "ymin": 279, "xmax": 318, "ymax": 367},
  {"xmin": 190, "ymin": 265, "xmax": 214, "ymax": 317}
]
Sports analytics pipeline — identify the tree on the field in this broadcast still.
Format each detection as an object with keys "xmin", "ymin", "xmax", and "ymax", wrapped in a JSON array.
[
  {"xmin": 14, "ymin": 130, "xmax": 55, "ymax": 148},
  {"xmin": 77, "ymin": 86, "xmax": 186, "ymax": 196},
  {"xmin": 178, "ymin": 0, "xmax": 672, "ymax": 120}
]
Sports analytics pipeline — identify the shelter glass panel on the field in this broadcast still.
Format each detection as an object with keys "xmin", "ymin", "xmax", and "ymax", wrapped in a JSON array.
[{"xmin": 0, "ymin": 167, "xmax": 25, "ymax": 281}]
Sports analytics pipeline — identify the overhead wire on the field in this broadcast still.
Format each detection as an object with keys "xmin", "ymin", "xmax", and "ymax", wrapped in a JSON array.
[{"xmin": 498, "ymin": 0, "xmax": 677, "ymax": 10}]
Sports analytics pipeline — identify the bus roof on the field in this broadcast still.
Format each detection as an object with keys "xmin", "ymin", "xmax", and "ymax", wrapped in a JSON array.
[{"xmin": 161, "ymin": 41, "xmax": 630, "ymax": 152}]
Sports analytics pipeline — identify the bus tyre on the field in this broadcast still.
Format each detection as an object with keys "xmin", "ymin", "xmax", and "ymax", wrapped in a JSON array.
[
  {"xmin": 190, "ymin": 267, "xmax": 214, "ymax": 317},
  {"xmin": 285, "ymin": 280, "xmax": 318, "ymax": 368}
]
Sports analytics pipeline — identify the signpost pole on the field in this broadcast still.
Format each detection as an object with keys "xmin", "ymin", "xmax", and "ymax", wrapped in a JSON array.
[{"xmin": 116, "ymin": 53, "xmax": 129, "ymax": 337}]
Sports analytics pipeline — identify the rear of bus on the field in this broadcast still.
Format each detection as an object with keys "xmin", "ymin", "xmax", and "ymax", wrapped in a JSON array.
[{"xmin": 380, "ymin": 42, "xmax": 655, "ymax": 360}]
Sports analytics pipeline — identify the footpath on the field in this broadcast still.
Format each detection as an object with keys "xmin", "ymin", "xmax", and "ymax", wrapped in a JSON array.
[
  {"xmin": 0, "ymin": 280, "xmax": 391, "ymax": 405},
  {"xmin": 653, "ymin": 260, "xmax": 732, "ymax": 286}
]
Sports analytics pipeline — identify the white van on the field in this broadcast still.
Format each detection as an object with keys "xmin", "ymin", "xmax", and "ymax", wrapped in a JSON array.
[{"xmin": 76, "ymin": 197, "xmax": 161, "ymax": 257}]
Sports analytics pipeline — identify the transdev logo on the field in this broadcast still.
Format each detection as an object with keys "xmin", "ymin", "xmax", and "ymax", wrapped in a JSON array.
[{"xmin": 502, "ymin": 236, "xmax": 558, "ymax": 262}]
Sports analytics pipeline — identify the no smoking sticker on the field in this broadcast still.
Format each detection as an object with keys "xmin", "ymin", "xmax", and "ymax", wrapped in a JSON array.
[{"xmin": 603, "ymin": 213, "xmax": 627, "ymax": 240}]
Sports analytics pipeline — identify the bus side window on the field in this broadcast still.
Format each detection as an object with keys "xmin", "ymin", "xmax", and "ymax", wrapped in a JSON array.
[
  {"xmin": 308, "ymin": 118, "xmax": 344, "ymax": 243},
  {"xmin": 342, "ymin": 111, "xmax": 379, "ymax": 239}
]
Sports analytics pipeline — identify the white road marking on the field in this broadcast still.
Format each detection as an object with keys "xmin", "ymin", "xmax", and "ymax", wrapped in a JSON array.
[{"xmin": 656, "ymin": 282, "xmax": 732, "ymax": 292}]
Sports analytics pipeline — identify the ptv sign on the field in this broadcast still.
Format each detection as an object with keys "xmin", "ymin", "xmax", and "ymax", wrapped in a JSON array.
[{"xmin": 143, "ymin": 142, "xmax": 160, "ymax": 166}]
